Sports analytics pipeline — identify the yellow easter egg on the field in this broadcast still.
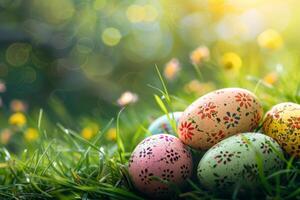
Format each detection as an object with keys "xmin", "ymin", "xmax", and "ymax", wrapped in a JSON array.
[{"xmin": 263, "ymin": 102, "xmax": 300, "ymax": 157}]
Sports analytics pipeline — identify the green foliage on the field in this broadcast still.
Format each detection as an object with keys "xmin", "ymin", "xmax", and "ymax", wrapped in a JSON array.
[{"xmin": 0, "ymin": 65, "xmax": 299, "ymax": 200}]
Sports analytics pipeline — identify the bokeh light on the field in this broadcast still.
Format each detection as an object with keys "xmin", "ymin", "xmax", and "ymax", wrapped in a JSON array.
[
  {"xmin": 143, "ymin": 5, "xmax": 158, "ymax": 22},
  {"xmin": 101, "ymin": 27, "xmax": 122, "ymax": 46},
  {"xmin": 76, "ymin": 37, "xmax": 95, "ymax": 54},
  {"xmin": 126, "ymin": 4, "xmax": 158, "ymax": 23},
  {"xmin": 80, "ymin": 53, "xmax": 114, "ymax": 81},
  {"xmin": 6, "ymin": 43, "xmax": 32, "ymax": 67},
  {"xmin": 126, "ymin": 5, "xmax": 145, "ymax": 23},
  {"xmin": 31, "ymin": 0, "xmax": 75, "ymax": 25},
  {"xmin": 257, "ymin": 29, "xmax": 283, "ymax": 50},
  {"xmin": 0, "ymin": 0, "xmax": 300, "ymax": 126},
  {"xmin": 93, "ymin": 0, "xmax": 106, "ymax": 10}
]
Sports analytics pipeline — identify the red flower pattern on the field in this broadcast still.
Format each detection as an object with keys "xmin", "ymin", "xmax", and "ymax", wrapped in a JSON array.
[
  {"xmin": 197, "ymin": 102, "xmax": 217, "ymax": 119},
  {"xmin": 179, "ymin": 121, "xmax": 195, "ymax": 140},
  {"xmin": 207, "ymin": 130, "xmax": 226, "ymax": 144},
  {"xmin": 250, "ymin": 111, "xmax": 261, "ymax": 131},
  {"xmin": 235, "ymin": 93, "xmax": 252, "ymax": 109},
  {"xmin": 267, "ymin": 109, "xmax": 281, "ymax": 119},
  {"xmin": 176, "ymin": 89, "xmax": 263, "ymax": 150},
  {"xmin": 287, "ymin": 117, "xmax": 300, "ymax": 129},
  {"xmin": 272, "ymin": 111, "xmax": 280, "ymax": 119}
]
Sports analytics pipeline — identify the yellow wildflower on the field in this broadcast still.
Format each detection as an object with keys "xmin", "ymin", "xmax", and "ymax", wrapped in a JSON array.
[
  {"xmin": 221, "ymin": 52, "xmax": 242, "ymax": 71},
  {"xmin": 117, "ymin": 91, "xmax": 138, "ymax": 107},
  {"xmin": 0, "ymin": 129, "xmax": 12, "ymax": 144},
  {"xmin": 80, "ymin": 123, "xmax": 99, "ymax": 140},
  {"xmin": 257, "ymin": 29, "xmax": 283, "ymax": 50},
  {"xmin": 81, "ymin": 124, "xmax": 98, "ymax": 140},
  {"xmin": 106, "ymin": 128, "xmax": 117, "ymax": 141},
  {"xmin": 164, "ymin": 58, "xmax": 181, "ymax": 81},
  {"xmin": 208, "ymin": 0, "xmax": 236, "ymax": 19},
  {"xmin": 9, "ymin": 112, "xmax": 26, "ymax": 127},
  {"xmin": 24, "ymin": 128, "xmax": 39, "ymax": 142},
  {"xmin": 126, "ymin": 4, "xmax": 145, "ymax": 23},
  {"xmin": 81, "ymin": 127, "xmax": 94, "ymax": 140},
  {"xmin": 190, "ymin": 46, "xmax": 210, "ymax": 65},
  {"xmin": 263, "ymin": 72, "xmax": 278, "ymax": 85}
]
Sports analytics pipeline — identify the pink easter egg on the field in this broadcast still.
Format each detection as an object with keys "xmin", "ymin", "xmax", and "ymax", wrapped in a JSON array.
[{"xmin": 128, "ymin": 134, "xmax": 193, "ymax": 198}]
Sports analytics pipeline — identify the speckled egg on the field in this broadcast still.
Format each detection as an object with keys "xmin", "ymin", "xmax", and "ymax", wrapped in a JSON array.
[
  {"xmin": 197, "ymin": 133, "xmax": 284, "ymax": 190},
  {"xmin": 265, "ymin": 102, "xmax": 300, "ymax": 116},
  {"xmin": 263, "ymin": 102, "xmax": 300, "ymax": 157},
  {"xmin": 178, "ymin": 88, "xmax": 263, "ymax": 150},
  {"xmin": 148, "ymin": 112, "xmax": 182, "ymax": 135},
  {"xmin": 128, "ymin": 134, "xmax": 193, "ymax": 198}
]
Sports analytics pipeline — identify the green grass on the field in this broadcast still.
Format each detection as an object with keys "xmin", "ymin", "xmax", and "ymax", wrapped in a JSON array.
[{"xmin": 0, "ymin": 65, "xmax": 300, "ymax": 200}]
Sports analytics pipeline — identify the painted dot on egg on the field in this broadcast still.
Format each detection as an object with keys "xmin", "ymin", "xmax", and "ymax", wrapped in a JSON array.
[
  {"xmin": 197, "ymin": 133, "xmax": 284, "ymax": 190},
  {"xmin": 148, "ymin": 112, "xmax": 182, "ymax": 135},
  {"xmin": 128, "ymin": 134, "xmax": 193, "ymax": 198}
]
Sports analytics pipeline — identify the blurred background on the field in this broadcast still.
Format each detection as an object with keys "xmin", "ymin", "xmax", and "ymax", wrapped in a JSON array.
[{"xmin": 0, "ymin": 0, "xmax": 300, "ymax": 149}]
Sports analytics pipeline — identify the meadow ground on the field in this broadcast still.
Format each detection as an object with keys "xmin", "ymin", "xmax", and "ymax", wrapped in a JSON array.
[{"xmin": 0, "ymin": 64, "xmax": 299, "ymax": 200}]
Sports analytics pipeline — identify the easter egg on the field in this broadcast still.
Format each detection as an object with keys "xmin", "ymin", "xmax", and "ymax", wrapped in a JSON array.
[
  {"xmin": 197, "ymin": 133, "xmax": 284, "ymax": 190},
  {"xmin": 265, "ymin": 102, "xmax": 300, "ymax": 116},
  {"xmin": 128, "ymin": 134, "xmax": 193, "ymax": 198},
  {"xmin": 263, "ymin": 102, "xmax": 300, "ymax": 157},
  {"xmin": 178, "ymin": 88, "xmax": 263, "ymax": 150},
  {"xmin": 148, "ymin": 112, "xmax": 182, "ymax": 135}
]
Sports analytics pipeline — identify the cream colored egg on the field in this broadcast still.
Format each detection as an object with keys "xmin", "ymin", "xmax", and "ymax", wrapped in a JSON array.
[
  {"xmin": 178, "ymin": 88, "xmax": 263, "ymax": 150},
  {"xmin": 264, "ymin": 102, "xmax": 300, "ymax": 117}
]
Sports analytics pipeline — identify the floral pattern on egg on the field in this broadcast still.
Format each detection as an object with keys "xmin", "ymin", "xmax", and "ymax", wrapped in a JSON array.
[
  {"xmin": 263, "ymin": 102, "xmax": 300, "ymax": 157},
  {"xmin": 148, "ymin": 112, "xmax": 182, "ymax": 135},
  {"xmin": 197, "ymin": 133, "xmax": 284, "ymax": 190},
  {"xmin": 178, "ymin": 88, "xmax": 263, "ymax": 150},
  {"xmin": 128, "ymin": 134, "xmax": 193, "ymax": 198}
]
